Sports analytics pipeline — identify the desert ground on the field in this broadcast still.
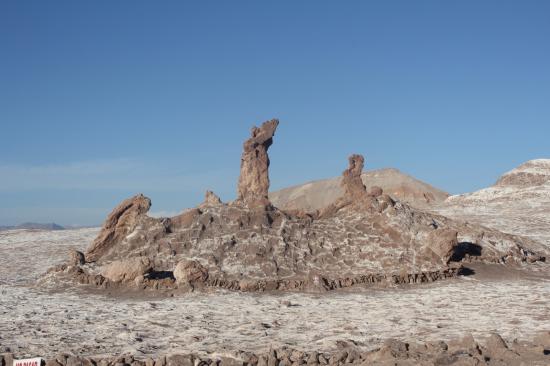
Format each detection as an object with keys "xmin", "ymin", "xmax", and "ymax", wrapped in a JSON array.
[{"xmin": 1, "ymin": 227, "xmax": 549, "ymax": 361}]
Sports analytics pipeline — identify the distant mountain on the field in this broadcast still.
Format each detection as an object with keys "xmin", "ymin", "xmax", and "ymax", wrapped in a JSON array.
[
  {"xmin": 269, "ymin": 168, "xmax": 449, "ymax": 211},
  {"xmin": 434, "ymin": 159, "xmax": 550, "ymax": 246},
  {"xmin": 0, "ymin": 222, "xmax": 65, "ymax": 231}
]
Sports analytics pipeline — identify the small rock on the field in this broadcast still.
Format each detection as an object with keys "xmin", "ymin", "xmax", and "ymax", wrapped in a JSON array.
[
  {"xmin": 306, "ymin": 352, "xmax": 319, "ymax": 365},
  {"xmin": 154, "ymin": 356, "xmax": 166, "ymax": 366},
  {"xmin": 45, "ymin": 360, "xmax": 64, "ymax": 366},
  {"xmin": 533, "ymin": 331, "xmax": 550, "ymax": 347},
  {"xmin": 328, "ymin": 350, "xmax": 347, "ymax": 365},
  {"xmin": 367, "ymin": 186, "xmax": 384, "ymax": 198},
  {"xmin": 2, "ymin": 354, "xmax": 14, "ymax": 366},
  {"xmin": 486, "ymin": 333, "xmax": 508, "ymax": 352},
  {"xmin": 68, "ymin": 249, "xmax": 85, "ymax": 266},
  {"xmin": 219, "ymin": 357, "xmax": 243, "ymax": 366},
  {"xmin": 101, "ymin": 257, "xmax": 153, "ymax": 282},
  {"xmin": 166, "ymin": 354, "xmax": 194, "ymax": 366},
  {"xmin": 173, "ymin": 260, "xmax": 208, "ymax": 286}
]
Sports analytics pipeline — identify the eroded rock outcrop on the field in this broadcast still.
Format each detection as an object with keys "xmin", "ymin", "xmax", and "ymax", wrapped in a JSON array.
[
  {"xmin": 236, "ymin": 119, "xmax": 279, "ymax": 207},
  {"xmin": 86, "ymin": 194, "xmax": 151, "ymax": 262},
  {"xmin": 319, "ymin": 154, "xmax": 390, "ymax": 217},
  {"xmin": 47, "ymin": 120, "xmax": 547, "ymax": 294},
  {"xmin": 199, "ymin": 190, "xmax": 222, "ymax": 208}
]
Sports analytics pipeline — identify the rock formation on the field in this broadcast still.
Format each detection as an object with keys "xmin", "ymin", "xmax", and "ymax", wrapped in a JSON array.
[
  {"xmin": 236, "ymin": 119, "xmax": 279, "ymax": 207},
  {"xmin": 318, "ymin": 154, "xmax": 393, "ymax": 217},
  {"xmin": 48, "ymin": 120, "xmax": 547, "ymax": 293},
  {"xmin": 341, "ymin": 154, "xmax": 367, "ymax": 201},
  {"xmin": 86, "ymin": 194, "xmax": 151, "ymax": 262},
  {"xmin": 199, "ymin": 190, "xmax": 222, "ymax": 208}
]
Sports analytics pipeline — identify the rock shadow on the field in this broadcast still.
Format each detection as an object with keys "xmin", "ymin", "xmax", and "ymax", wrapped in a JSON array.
[
  {"xmin": 451, "ymin": 242, "xmax": 482, "ymax": 262},
  {"xmin": 457, "ymin": 266, "xmax": 476, "ymax": 277},
  {"xmin": 147, "ymin": 270, "xmax": 175, "ymax": 280}
]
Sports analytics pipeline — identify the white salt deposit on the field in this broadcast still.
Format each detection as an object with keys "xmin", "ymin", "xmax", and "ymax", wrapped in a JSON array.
[{"xmin": 1, "ymin": 228, "xmax": 549, "ymax": 359}]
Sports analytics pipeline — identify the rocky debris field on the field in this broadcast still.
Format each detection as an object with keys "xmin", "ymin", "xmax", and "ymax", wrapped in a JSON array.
[
  {"xmin": 1, "ymin": 228, "xmax": 550, "ymax": 365},
  {"xmin": 2, "ymin": 332, "xmax": 550, "ymax": 366}
]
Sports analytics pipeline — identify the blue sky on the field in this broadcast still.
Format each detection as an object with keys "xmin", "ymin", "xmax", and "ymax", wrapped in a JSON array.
[{"xmin": 1, "ymin": 1, "xmax": 549, "ymax": 226}]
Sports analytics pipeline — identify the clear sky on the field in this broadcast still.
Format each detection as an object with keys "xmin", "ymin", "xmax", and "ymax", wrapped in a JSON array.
[{"xmin": 1, "ymin": 1, "xmax": 549, "ymax": 226}]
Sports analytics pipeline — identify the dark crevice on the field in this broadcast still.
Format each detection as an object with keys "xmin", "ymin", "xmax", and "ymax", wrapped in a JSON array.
[{"xmin": 451, "ymin": 242, "xmax": 482, "ymax": 262}]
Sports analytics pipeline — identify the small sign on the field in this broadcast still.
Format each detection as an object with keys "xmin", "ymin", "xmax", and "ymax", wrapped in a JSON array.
[{"xmin": 13, "ymin": 358, "xmax": 42, "ymax": 366}]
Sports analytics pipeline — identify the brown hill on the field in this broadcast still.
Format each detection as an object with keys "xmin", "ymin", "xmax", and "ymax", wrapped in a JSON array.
[{"xmin": 270, "ymin": 168, "xmax": 449, "ymax": 211}]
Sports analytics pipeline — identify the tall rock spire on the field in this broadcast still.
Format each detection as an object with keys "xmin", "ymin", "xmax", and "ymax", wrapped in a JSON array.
[
  {"xmin": 341, "ymin": 154, "xmax": 367, "ymax": 201},
  {"xmin": 236, "ymin": 119, "xmax": 279, "ymax": 207}
]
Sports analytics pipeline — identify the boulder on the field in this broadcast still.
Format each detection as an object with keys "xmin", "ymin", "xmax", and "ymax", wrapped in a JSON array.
[
  {"xmin": 533, "ymin": 331, "xmax": 550, "ymax": 347},
  {"xmin": 448, "ymin": 333, "xmax": 482, "ymax": 356},
  {"xmin": 1, "ymin": 354, "xmax": 13, "ymax": 366},
  {"xmin": 86, "ymin": 194, "xmax": 151, "ymax": 262},
  {"xmin": 173, "ymin": 260, "xmax": 208, "ymax": 286},
  {"xmin": 166, "ymin": 354, "xmax": 194, "ymax": 366},
  {"xmin": 101, "ymin": 257, "xmax": 153, "ymax": 282},
  {"xmin": 236, "ymin": 119, "xmax": 279, "ymax": 207},
  {"xmin": 367, "ymin": 186, "xmax": 384, "ymax": 197},
  {"xmin": 484, "ymin": 333, "xmax": 519, "ymax": 361},
  {"xmin": 425, "ymin": 229, "xmax": 459, "ymax": 264},
  {"xmin": 68, "ymin": 249, "xmax": 85, "ymax": 266}
]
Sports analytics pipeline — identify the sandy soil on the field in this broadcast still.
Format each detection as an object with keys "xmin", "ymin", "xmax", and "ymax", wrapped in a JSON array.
[{"xmin": 1, "ymin": 228, "xmax": 549, "ymax": 359}]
